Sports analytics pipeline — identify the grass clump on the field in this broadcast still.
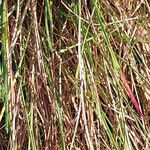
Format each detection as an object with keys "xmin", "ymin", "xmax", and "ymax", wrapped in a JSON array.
[{"xmin": 0, "ymin": 0, "xmax": 150, "ymax": 149}]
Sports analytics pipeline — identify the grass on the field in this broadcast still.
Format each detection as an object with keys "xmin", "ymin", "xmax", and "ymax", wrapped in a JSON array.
[{"xmin": 0, "ymin": 0, "xmax": 150, "ymax": 149}]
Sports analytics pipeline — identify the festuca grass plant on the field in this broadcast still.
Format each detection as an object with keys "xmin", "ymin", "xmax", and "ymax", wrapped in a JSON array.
[{"xmin": 0, "ymin": 0, "xmax": 150, "ymax": 149}]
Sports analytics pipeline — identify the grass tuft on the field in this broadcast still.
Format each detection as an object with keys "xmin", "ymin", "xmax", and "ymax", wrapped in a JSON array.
[{"xmin": 0, "ymin": 0, "xmax": 150, "ymax": 149}]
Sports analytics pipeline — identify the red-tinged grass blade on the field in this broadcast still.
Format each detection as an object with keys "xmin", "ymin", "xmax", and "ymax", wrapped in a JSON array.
[{"xmin": 120, "ymin": 71, "xmax": 144, "ymax": 117}]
